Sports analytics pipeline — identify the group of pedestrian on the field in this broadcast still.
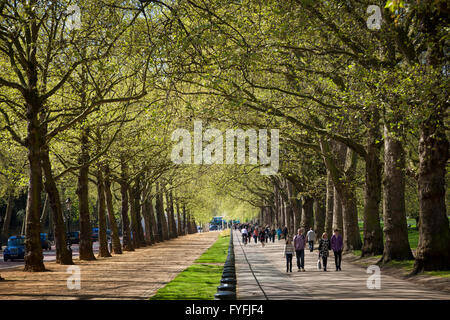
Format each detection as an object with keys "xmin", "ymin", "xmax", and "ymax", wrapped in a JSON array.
[
  {"xmin": 284, "ymin": 228, "xmax": 343, "ymax": 273},
  {"xmin": 238, "ymin": 223, "xmax": 344, "ymax": 273},
  {"xmin": 238, "ymin": 223, "xmax": 277, "ymax": 247}
]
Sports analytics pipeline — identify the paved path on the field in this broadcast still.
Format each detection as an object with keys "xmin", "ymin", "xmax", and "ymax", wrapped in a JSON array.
[
  {"xmin": 0, "ymin": 231, "xmax": 219, "ymax": 300},
  {"xmin": 233, "ymin": 230, "xmax": 450, "ymax": 300}
]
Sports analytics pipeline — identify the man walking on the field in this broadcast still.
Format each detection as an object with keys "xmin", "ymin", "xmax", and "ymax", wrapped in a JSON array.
[
  {"xmin": 282, "ymin": 226, "xmax": 288, "ymax": 240},
  {"xmin": 331, "ymin": 229, "xmax": 343, "ymax": 271},
  {"xmin": 241, "ymin": 226, "xmax": 248, "ymax": 245},
  {"xmin": 306, "ymin": 227, "xmax": 315, "ymax": 252},
  {"xmin": 293, "ymin": 228, "xmax": 306, "ymax": 272}
]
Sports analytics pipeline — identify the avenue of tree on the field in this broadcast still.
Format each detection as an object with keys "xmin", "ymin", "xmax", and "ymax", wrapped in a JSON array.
[{"xmin": 0, "ymin": 0, "xmax": 448, "ymax": 280}]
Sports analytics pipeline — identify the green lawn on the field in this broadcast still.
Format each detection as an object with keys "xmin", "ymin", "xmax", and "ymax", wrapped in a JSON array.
[
  {"xmin": 150, "ymin": 232, "xmax": 231, "ymax": 300},
  {"xmin": 357, "ymin": 221, "xmax": 419, "ymax": 249},
  {"xmin": 149, "ymin": 264, "xmax": 224, "ymax": 300},
  {"xmin": 195, "ymin": 233, "xmax": 230, "ymax": 263}
]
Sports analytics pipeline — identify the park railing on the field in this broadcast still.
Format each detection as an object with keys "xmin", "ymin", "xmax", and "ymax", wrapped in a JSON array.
[{"xmin": 214, "ymin": 228, "xmax": 236, "ymax": 300}]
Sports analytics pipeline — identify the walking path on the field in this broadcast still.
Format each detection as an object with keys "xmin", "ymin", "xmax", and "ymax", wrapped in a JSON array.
[
  {"xmin": 0, "ymin": 231, "xmax": 218, "ymax": 300},
  {"xmin": 233, "ymin": 230, "xmax": 450, "ymax": 300}
]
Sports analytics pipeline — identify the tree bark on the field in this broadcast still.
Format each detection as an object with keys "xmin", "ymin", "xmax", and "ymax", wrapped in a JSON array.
[
  {"xmin": 325, "ymin": 170, "xmax": 334, "ymax": 238},
  {"xmin": 133, "ymin": 178, "xmax": 146, "ymax": 246},
  {"xmin": 182, "ymin": 204, "xmax": 187, "ymax": 235},
  {"xmin": 320, "ymin": 139, "xmax": 362, "ymax": 251},
  {"xmin": 1, "ymin": 189, "xmax": 13, "ymax": 244},
  {"xmin": 332, "ymin": 187, "xmax": 343, "ymax": 236},
  {"xmin": 155, "ymin": 182, "xmax": 168, "ymax": 241},
  {"xmin": 77, "ymin": 127, "xmax": 96, "ymax": 261},
  {"xmin": 149, "ymin": 197, "xmax": 159, "ymax": 242},
  {"xmin": 314, "ymin": 197, "xmax": 326, "ymax": 242},
  {"xmin": 120, "ymin": 157, "xmax": 133, "ymax": 251},
  {"xmin": 39, "ymin": 194, "xmax": 49, "ymax": 230},
  {"xmin": 301, "ymin": 196, "xmax": 314, "ymax": 231},
  {"xmin": 128, "ymin": 185, "xmax": 139, "ymax": 249},
  {"xmin": 96, "ymin": 167, "xmax": 111, "ymax": 258},
  {"xmin": 104, "ymin": 164, "xmax": 122, "ymax": 254},
  {"xmin": 414, "ymin": 108, "xmax": 450, "ymax": 272},
  {"xmin": 165, "ymin": 190, "xmax": 176, "ymax": 239},
  {"xmin": 41, "ymin": 145, "xmax": 73, "ymax": 264},
  {"xmin": 361, "ymin": 107, "xmax": 384, "ymax": 257},
  {"xmin": 142, "ymin": 196, "xmax": 153, "ymax": 245},
  {"xmin": 176, "ymin": 200, "xmax": 182, "ymax": 236},
  {"xmin": 169, "ymin": 191, "xmax": 178, "ymax": 238},
  {"xmin": 23, "ymin": 99, "xmax": 45, "ymax": 272},
  {"xmin": 381, "ymin": 124, "xmax": 414, "ymax": 263},
  {"xmin": 340, "ymin": 149, "xmax": 363, "ymax": 252}
]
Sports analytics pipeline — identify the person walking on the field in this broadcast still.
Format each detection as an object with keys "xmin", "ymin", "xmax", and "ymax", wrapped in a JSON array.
[
  {"xmin": 271, "ymin": 227, "xmax": 276, "ymax": 243},
  {"xmin": 276, "ymin": 227, "xmax": 282, "ymax": 241},
  {"xmin": 293, "ymin": 228, "xmax": 306, "ymax": 272},
  {"xmin": 242, "ymin": 227, "xmax": 248, "ymax": 245},
  {"xmin": 283, "ymin": 238, "xmax": 295, "ymax": 273},
  {"xmin": 265, "ymin": 226, "xmax": 270, "ymax": 243},
  {"xmin": 331, "ymin": 229, "xmax": 343, "ymax": 271},
  {"xmin": 318, "ymin": 232, "xmax": 331, "ymax": 272},
  {"xmin": 282, "ymin": 226, "xmax": 288, "ymax": 240},
  {"xmin": 306, "ymin": 227, "xmax": 316, "ymax": 252},
  {"xmin": 253, "ymin": 228, "xmax": 259, "ymax": 244},
  {"xmin": 259, "ymin": 228, "xmax": 266, "ymax": 247}
]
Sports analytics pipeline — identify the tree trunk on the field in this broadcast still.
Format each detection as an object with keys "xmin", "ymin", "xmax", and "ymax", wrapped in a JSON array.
[
  {"xmin": 314, "ymin": 197, "xmax": 326, "ymax": 242},
  {"xmin": 24, "ymin": 103, "xmax": 45, "ymax": 272},
  {"xmin": 169, "ymin": 191, "xmax": 178, "ymax": 238},
  {"xmin": 414, "ymin": 109, "xmax": 450, "ymax": 272},
  {"xmin": 1, "ymin": 189, "xmax": 13, "ymax": 243},
  {"xmin": 96, "ymin": 167, "xmax": 111, "ymax": 258},
  {"xmin": 104, "ymin": 164, "xmax": 122, "ymax": 254},
  {"xmin": 120, "ymin": 157, "xmax": 133, "ymax": 251},
  {"xmin": 182, "ymin": 204, "xmax": 187, "ymax": 235},
  {"xmin": 340, "ymin": 149, "xmax": 362, "ymax": 252},
  {"xmin": 39, "ymin": 194, "xmax": 49, "ymax": 230},
  {"xmin": 332, "ymin": 187, "xmax": 343, "ymax": 236},
  {"xmin": 77, "ymin": 127, "xmax": 96, "ymax": 261},
  {"xmin": 142, "ymin": 196, "xmax": 153, "ymax": 245},
  {"xmin": 41, "ymin": 145, "xmax": 73, "ymax": 264},
  {"xmin": 320, "ymin": 139, "xmax": 362, "ymax": 251},
  {"xmin": 381, "ymin": 124, "xmax": 414, "ymax": 263},
  {"xmin": 149, "ymin": 197, "xmax": 158, "ymax": 242},
  {"xmin": 301, "ymin": 196, "xmax": 314, "ymax": 231},
  {"xmin": 362, "ymin": 108, "xmax": 384, "ymax": 257},
  {"xmin": 287, "ymin": 181, "xmax": 302, "ymax": 233},
  {"xmin": 165, "ymin": 191, "xmax": 174, "ymax": 239},
  {"xmin": 133, "ymin": 179, "xmax": 146, "ymax": 247},
  {"xmin": 176, "ymin": 200, "xmax": 182, "ymax": 236},
  {"xmin": 155, "ymin": 182, "xmax": 169, "ymax": 240},
  {"xmin": 128, "ymin": 185, "xmax": 139, "ymax": 249},
  {"xmin": 325, "ymin": 171, "xmax": 334, "ymax": 238}
]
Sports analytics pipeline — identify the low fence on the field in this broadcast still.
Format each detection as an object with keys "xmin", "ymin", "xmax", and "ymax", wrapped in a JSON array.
[{"xmin": 214, "ymin": 229, "xmax": 236, "ymax": 300}]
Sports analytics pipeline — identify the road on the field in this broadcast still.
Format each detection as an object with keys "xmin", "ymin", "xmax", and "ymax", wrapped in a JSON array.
[{"xmin": 0, "ymin": 242, "xmax": 100, "ymax": 270}]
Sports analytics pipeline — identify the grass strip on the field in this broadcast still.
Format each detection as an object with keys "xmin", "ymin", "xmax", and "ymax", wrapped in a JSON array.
[
  {"xmin": 150, "ymin": 264, "xmax": 224, "ymax": 300},
  {"xmin": 150, "ymin": 231, "xmax": 231, "ymax": 300}
]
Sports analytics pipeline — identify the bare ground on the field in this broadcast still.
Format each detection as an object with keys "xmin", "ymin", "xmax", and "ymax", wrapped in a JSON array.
[{"xmin": 0, "ymin": 231, "xmax": 219, "ymax": 300}]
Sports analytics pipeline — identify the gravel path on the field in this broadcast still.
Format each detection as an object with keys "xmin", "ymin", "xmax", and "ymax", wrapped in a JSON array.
[{"xmin": 0, "ymin": 231, "xmax": 219, "ymax": 300}]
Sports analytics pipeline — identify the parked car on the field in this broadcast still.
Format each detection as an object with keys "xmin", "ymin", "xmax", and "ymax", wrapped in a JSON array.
[
  {"xmin": 91, "ymin": 228, "xmax": 99, "ymax": 242},
  {"xmin": 3, "ymin": 236, "xmax": 25, "ymax": 261},
  {"xmin": 67, "ymin": 231, "xmax": 80, "ymax": 244},
  {"xmin": 209, "ymin": 224, "xmax": 218, "ymax": 231},
  {"xmin": 40, "ymin": 233, "xmax": 51, "ymax": 250}
]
